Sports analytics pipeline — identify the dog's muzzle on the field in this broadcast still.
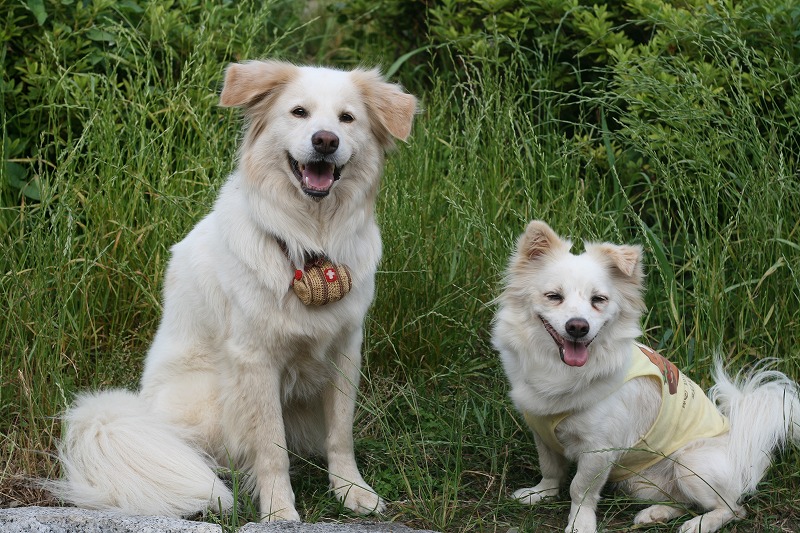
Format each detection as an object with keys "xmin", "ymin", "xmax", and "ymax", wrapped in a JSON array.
[
  {"xmin": 288, "ymin": 154, "xmax": 342, "ymax": 199},
  {"xmin": 539, "ymin": 316, "xmax": 593, "ymax": 367}
]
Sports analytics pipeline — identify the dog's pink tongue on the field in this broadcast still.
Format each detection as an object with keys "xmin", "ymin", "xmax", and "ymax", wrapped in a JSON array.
[
  {"xmin": 562, "ymin": 341, "xmax": 589, "ymax": 367},
  {"xmin": 303, "ymin": 163, "xmax": 334, "ymax": 192}
]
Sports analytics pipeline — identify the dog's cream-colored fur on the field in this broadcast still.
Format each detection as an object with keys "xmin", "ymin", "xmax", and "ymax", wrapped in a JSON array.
[
  {"xmin": 51, "ymin": 60, "xmax": 417, "ymax": 522},
  {"xmin": 493, "ymin": 220, "xmax": 800, "ymax": 533}
]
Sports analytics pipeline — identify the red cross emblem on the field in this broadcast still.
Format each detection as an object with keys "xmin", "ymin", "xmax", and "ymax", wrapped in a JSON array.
[{"xmin": 324, "ymin": 267, "xmax": 337, "ymax": 282}]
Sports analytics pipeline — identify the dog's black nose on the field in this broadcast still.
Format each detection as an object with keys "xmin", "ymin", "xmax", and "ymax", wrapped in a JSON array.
[
  {"xmin": 565, "ymin": 318, "xmax": 590, "ymax": 338},
  {"xmin": 312, "ymin": 130, "xmax": 339, "ymax": 155}
]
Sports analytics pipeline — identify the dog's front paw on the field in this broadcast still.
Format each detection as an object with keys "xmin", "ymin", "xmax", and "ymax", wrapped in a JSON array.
[
  {"xmin": 566, "ymin": 508, "xmax": 597, "ymax": 533},
  {"xmin": 634, "ymin": 504, "xmax": 683, "ymax": 525},
  {"xmin": 260, "ymin": 506, "xmax": 301, "ymax": 522},
  {"xmin": 259, "ymin": 485, "xmax": 300, "ymax": 522},
  {"xmin": 512, "ymin": 480, "xmax": 559, "ymax": 505},
  {"xmin": 565, "ymin": 523, "xmax": 596, "ymax": 533},
  {"xmin": 333, "ymin": 482, "xmax": 386, "ymax": 515},
  {"xmin": 677, "ymin": 509, "xmax": 741, "ymax": 533},
  {"xmin": 678, "ymin": 515, "xmax": 708, "ymax": 533}
]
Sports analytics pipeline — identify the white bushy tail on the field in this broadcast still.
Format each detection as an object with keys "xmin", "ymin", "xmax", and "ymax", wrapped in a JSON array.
[
  {"xmin": 47, "ymin": 389, "xmax": 233, "ymax": 517},
  {"xmin": 709, "ymin": 357, "xmax": 800, "ymax": 496}
]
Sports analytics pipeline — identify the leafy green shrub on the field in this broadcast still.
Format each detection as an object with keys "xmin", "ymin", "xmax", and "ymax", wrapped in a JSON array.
[
  {"xmin": 426, "ymin": 1, "xmax": 800, "ymax": 248},
  {"xmin": 598, "ymin": 7, "xmax": 800, "ymax": 358},
  {"xmin": 337, "ymin": 0, "xmax": 800, "ymax": 167},
  {"xmin": 0, "ymin": 0, "xmax": 304, "ymax": 213},
  {"xmin": 608, "ymin": 1, "xmax": 800, "ymax": 160},
  {"xmin": 311, "ymin": 0, "xmax": 430, "ymax": 66}
]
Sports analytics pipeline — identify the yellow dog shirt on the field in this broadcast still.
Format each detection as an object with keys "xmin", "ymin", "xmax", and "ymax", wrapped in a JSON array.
[{"xmin": 523, "ymin": 344, "xmax": 730, "ymax": 482}]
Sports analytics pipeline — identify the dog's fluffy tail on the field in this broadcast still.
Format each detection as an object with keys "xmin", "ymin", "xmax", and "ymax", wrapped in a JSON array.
[
  {"xmin": 709, "ymin": 357, "xmax": 800, "ymax": 496},
  {"xmin": 47, "ymin": 389, "xmax": 233, "ymax": 517}
]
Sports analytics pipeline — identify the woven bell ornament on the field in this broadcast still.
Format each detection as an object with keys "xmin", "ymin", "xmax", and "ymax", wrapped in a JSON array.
[{"xmin": 292, "ymin": 259, "xmax": 352, "ymax": 306}]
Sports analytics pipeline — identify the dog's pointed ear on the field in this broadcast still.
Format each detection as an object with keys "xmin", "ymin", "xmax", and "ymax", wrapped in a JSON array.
[
  {"xmin": 219, "ymin": 60, "xmax": 298, "ymax": 108},
  {"xmin": 352, "ymin": 68, "xmax": 418, "ymax": 144},
  {"xmin": 589, "ymin": 243, "xmax": 644, "ymax": 280},
  {"xmin": 517, "ymin": 220, "xmax": 570, "ymax": 261},
  {"xmin": 588, "ymin": 242, "xmax": 645, "ymax": 312}
]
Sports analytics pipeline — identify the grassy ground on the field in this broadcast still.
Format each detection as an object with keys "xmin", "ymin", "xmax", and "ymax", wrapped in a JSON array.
[{"xmin": 2, "ymin": 2, "xmax": 799, "ymax": 532}]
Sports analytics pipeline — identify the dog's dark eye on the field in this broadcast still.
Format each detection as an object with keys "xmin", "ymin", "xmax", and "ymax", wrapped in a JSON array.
[
  {"xmin": 591, "ymin": 295, "xmax": 608, "ymax": 306},
  {"xmin": 339, "ymin": 113, "xmax": 354, "ymax": 123},
  {"xmin": 545, "ymin": 292, "xmax": 563, "ymax": 303},
  {"xmin": 291, "ymin": 107, "xmax": 308, "ymax": 118}
]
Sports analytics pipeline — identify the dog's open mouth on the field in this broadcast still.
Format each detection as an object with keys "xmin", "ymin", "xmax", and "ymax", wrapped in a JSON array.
[
  {"xmin": 288, "ymin": 154, "xmax": 341, "ymax": 198},
  {"xmin": 539, "ymin": 317, "xmax": 592, "ymax": 367}
]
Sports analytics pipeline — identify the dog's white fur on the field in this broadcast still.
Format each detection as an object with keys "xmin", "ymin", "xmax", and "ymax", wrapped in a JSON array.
[
  {"xmin": 493, "ymin": 220, "xmax": 800, "ymax": 533},
  {"xmin": 50, "ymin": 60, "xmax": 417, "ymax": 522}
]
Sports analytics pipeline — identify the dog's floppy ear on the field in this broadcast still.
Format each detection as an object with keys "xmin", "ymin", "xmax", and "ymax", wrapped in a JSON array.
[
  {"xmin": 219, "ymin": 60, "xmax": 298, "ymax": 108},
  {"xmin": 517, "ymin": 220, "xmax": 570, "ymax": 261},
  {"xmin": 352, "ymin": 68, "xmax": 418, "ymax": 145}
]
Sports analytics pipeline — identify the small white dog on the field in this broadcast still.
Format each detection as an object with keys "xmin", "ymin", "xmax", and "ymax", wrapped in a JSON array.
[
  {"xmin": 51, "ymin": 60, "xmax": 417, "ymax": 521},
  {"xmin": 492, "ymin": 220, "xmax": 800, "ymax": 533}
]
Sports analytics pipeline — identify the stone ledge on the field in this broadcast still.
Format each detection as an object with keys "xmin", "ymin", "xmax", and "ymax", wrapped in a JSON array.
[
  {"xmin": 0, "ymin": 507, "xmax": 220, "ymax": 532},
  {"xmin": 0, "ymin": 507, "xmax": 439, "ymax": 533},
  {"xmin": 239, "ymin": 521, "xmax": 438, "ymax": 532}
]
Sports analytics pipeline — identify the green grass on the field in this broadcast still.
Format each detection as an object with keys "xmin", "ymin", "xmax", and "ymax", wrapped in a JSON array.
[{"xmin": 2, "ymin": 2, "xmax": 800, "ymax": 532}]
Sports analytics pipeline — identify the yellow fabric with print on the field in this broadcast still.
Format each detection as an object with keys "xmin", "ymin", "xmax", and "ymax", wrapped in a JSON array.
[{"xmin": 523, "ymin": 344, "xmax": 730, "ymax": 482}]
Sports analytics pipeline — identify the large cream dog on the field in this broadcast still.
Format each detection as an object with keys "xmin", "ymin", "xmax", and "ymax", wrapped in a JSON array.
[
  {"xmin": 52, "ymin": 60, "xmax": 417, "ymax": 522},
  {"xmin": 493, "ymin": 220, "xmax": 800, "ymax": 533}
]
